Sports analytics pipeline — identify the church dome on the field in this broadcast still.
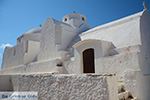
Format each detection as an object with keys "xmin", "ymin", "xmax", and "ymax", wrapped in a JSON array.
[{"xmin": 25, "ymin": 27, "xmax": 42, "ymax": 34}]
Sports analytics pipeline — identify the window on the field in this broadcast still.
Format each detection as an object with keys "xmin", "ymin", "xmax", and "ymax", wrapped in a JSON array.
[
  {"xmin": 82, "ymin": 17, "xmax": 85, "ymax": 21},
  {"xmin": 64, "ymin": 18, "xmax": 67, "ymax": 21},
  {"xmin": 25, "ymin": 41, "xmax": 28, "ymax": 53}
]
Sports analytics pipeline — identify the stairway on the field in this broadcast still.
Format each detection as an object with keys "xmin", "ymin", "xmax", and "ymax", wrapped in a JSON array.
[{"xmin": 118, "ymin": 82, "xmax": 138, "ymax": 100}]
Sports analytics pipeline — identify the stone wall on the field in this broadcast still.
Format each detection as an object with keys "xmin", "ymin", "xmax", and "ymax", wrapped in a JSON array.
[{"xmin": 11, "ymin": 74, "xmax": 118, "ymax": 100}]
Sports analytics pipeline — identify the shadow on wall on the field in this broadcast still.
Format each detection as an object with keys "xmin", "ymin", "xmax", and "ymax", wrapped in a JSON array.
[{"xmin": 0, "ymin": 75, "xmax": 13, "ymax": 91}]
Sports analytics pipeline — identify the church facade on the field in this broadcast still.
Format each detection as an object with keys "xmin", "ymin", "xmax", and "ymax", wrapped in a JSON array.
[{"xmin": 1, "ymin": 9, "xmax": 150, "ymax": 100}]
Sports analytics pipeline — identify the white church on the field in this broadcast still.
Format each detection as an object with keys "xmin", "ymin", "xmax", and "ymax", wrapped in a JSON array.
[{"xmin": 0, "ymin": 5, "xmax": 150, "ymax": 100}]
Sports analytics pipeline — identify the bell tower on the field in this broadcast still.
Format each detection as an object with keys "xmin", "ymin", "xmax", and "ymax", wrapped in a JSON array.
[{"xmin": 63, "ymin": 12, "xmax": 91, "ymax": 34}]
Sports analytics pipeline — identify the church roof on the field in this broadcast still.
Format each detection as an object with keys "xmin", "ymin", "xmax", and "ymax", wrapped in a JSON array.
[
  {"xmin": 80, "ymin": 10, "xmax": 145, "ymax": 36},
  {"xmin": 63, "ymin": 13, "xmax": 86, "ymax": 19},
  {"xmin": 25, "ymin": 27, "xmax": 42, "ymax": 34},
  {"xmin": 79, "ymin": 10, "xmax": 149, "ymax": 48}
]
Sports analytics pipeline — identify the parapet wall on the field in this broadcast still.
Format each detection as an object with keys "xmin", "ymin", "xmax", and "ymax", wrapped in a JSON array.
[{"xmin": 9, "ymin": 74, "xmax": 118, "ymax": 100}]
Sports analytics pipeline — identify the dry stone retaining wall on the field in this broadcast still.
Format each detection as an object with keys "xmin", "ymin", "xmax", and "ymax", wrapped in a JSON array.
[{"xmin": 11, "ymin": 74, "xmax": 117, "ymax": 100}]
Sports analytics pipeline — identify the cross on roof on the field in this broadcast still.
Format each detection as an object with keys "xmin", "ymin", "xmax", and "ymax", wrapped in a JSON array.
[{"xmin": 143, "ymin": 1, "xmax": 147, "ymax": 10}]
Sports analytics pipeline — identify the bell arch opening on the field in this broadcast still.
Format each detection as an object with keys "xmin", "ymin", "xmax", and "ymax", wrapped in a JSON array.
[{"xmin": 82, "ymin": 48, "xmax": 95, "ymax": 73}]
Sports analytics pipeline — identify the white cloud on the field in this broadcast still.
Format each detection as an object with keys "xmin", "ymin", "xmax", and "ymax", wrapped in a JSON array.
[{"xmin": 0, "ymin": 43, "xmax": 13, "ymax": 49}]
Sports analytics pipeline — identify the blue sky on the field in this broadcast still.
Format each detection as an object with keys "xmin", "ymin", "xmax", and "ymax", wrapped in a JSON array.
[{"xmin": 0, "ymin": 0, "xmax": 150, "ymax": 69}]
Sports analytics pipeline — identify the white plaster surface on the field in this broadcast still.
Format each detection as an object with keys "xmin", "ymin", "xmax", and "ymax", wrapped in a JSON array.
[
  {"xmin": 66, "ymin": 40, "xmax": 114, "ymax": 74},
  {"xmin": 2, "ymin": 42, "xmax": 24, "ymax": 69},
  {"xmin": 96, "ymin": 52, "xmax": 140, "ymax": 81},
  {"xmin": 24, "ymin": 40, "xmax": 40, "ymax": 64},
  {"xmin": 138, "ymin": 10, "xmax": 150, "ymax": 74},
  {"xmin": 37, "ymin": 17, "xmax": 59, "ymax": 61},
  {"xmin": 0, "ymin": 59, "xmax": 58, "ymax": 75},
  {"xmin": 2, "ymin": 40, "xmax": 40, "ymax": 70},
  {"xmin": 0, "ymin": 75, "xmax": 13, "ymax": 91},
  {"xmin": 17, "ymin": 33, "xmax": 41, "ymax": 44},
  {"xmin": 124, "ymin": 70, "xmax": 150, "ymax": 100},
  {"xmin": 80, "ymin": 11, "xmax": 143, "ymax": 48}
]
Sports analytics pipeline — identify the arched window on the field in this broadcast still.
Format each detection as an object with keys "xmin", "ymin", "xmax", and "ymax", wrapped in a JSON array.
[
  {"xmin": 64, "ymin": 18, "xmax": 67, "ymax": 21},
  {"xmin": 83, "ymin": 48, "xmax": 95, "ymax": 73},
  {"xmin": 82, "ymin": 17, "xmax": 85, "ymax": 21}
]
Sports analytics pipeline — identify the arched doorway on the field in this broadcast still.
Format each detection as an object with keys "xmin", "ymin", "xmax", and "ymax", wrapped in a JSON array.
[{"xmin": 83, "ymin": 48, "xmax": 95, "ymax": 73}]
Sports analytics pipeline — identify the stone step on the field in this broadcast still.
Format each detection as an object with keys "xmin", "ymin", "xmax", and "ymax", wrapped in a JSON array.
[
  {"xmin": 118, "ymin": 82, "xmax": 125, "ymax": 93},
  {"xmin": 127, "ymin": 97, "xmax": 138, "ymax": 100},
  {"xmin": 118, "ymin": 82, "xmax": 138, "ymax": 100},
  {"xmin": 118, "ymin": 91, "xmax": 129, "ymax": 100}
]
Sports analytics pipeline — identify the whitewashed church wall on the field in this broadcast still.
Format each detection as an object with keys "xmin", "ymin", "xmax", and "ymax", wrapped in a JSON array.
[
  {"xmin": 38, "ymin": 18, "xmax": 60, "ymax": 61},
  {"xmin": 0, "ymin": 65, "xmax": 26, "ymax": 75},
  {"xmin": 22, "ymin": 34, "xmax": 41, "ymax": 42},
  {"xmin": 74, "ymin": 42, "xmax": 102, "ymax": 74},
  {"xmin": 24, "ymin": 40, "xmax": 40, "ymax": 64},
  {"xmin": 60, "ymin": 25, "xmax": 76, "ymax": 50},
  {"xmin": 2, "ymin": 42, "xmax": 25, "ymax": 70},
  {"xmin": 26, "ymin": 59, "xmax": 57, "ymax": 73},
  {"xmin": 72, "ymin": 41, "xmax": 113, "ymax": 74},
  {"xmin": 96, "ymin": 52, "xmax": 140, "ymax": 81},
  {"xmin": 124, "ymin": 70, "xmax": 150, "ymax": 100},
  {"xmin": 109, "ymin": 45, "xmax": 140, "ymax": 55},
  {"xmin": 71, "ymin": 18, "xmax": 90, "ymax": 33},
  {"xmin": 0, "ymin": 59, "xmax": 58, "ymax": 75},
  {"xmin": 17, "ymin": 34, "xmax": 41, "ymax": 45},
  {"xmin": 55, "ymin": 24, "xmax": 62, "ymax": 45},
  {"xmin": 75, "ymin": 21, "xmax": 91, "ymax": 34},
  {"xmin": 138, "ymin": 10, "xmax": 150, "ymax": 75},
  {"xmin": 107, "ymin": 74, "xmax": 118, "ymax": 100},
  {"xmin": 102, "ymin": 42, "xmax": 115, "ymax": 57}
]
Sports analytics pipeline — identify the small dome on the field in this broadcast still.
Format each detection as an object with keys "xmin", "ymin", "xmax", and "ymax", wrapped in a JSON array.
[
  {"xmin": 25, "ymin": 27, "xmax": 42, "ymax": 34},
  {"xmin": 63, "ymin": 13, "xmax": 87, "ymax": 22}
]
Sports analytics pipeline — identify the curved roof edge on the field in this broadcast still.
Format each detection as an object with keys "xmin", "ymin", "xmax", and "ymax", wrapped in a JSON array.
[
  {"xmin": 73, "ymin": 39, "xmax": 111, "ymax": 48},
  {"xmin": 25, "ymin": 27, "xmax": 42, "ymax": 34},
  {"xmin": 80, "ymin": 10, "xmax": 148, "ymax": 36},
  {"xmin": 63, "ymin": 13, "xmax": 86, "ymax": 19}
]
